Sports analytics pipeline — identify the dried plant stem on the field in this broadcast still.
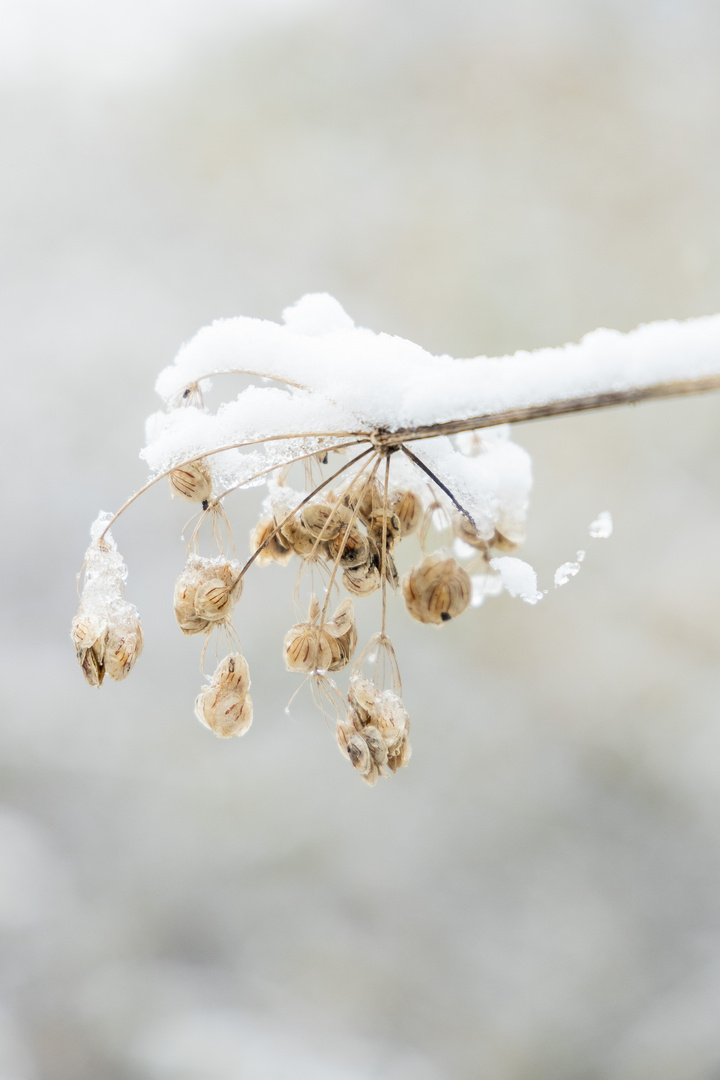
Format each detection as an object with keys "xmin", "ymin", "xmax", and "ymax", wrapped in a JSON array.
[
  {"xmin": 380, "ymin": 454, "xmax": 390, "ymax": 637},
  {"xmin": 99, "ymin": 430, "xmax": 363, "ymax": 540},
  {"xmin": 241, "ymin": 446, "xmax": 375, "ymax": 577},
  {"xmin": 400, "ymin": 445, "xmax": 477, "ymax": 526},
  {"xmin": 376, "ymin": 374, "xmax": 720, "ymax": 447},
  {"xmin": 181, "ymin": 369, "xmax": 310, "ymax": 394}
]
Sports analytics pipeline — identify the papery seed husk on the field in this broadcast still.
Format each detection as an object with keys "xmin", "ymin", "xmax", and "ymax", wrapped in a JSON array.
[
  {"xmin": 300, "ymin": 502, "xmax": 351, "ymax": 541},
  {"xmin": 193, "ymin": 578, "xmax": 233, "ymax": 622},
  {"xmin": 367, "ymin": 509, "xmax": 402, "ymax": 549},
  {"xmin": 362, "ymin": 724, "xmax": 388, "ymax": 767},
  {"xmin": 168, "ymin": 458, "xmax": 213, "ymax": 503},
  {"xmin": 103, "ymin": 620, "xmax": 144, "ymax": 681},
  {"xmin": 327, "ymin": 523, "xmax": 369, "ymax": 569},
  {"xmin": 374, "ymin": 692, "xmax": 410, "ymax": 748},
  {"xmin": 454, "ymin": 513, "xmax": 491, "ymax": 551},
  {"xmin": 71, "ymin": 612, "xmax": 107, "ymax": 686},
  {"xmin": 250, "ymin": 517, "xmax": 293, "ymax": 567},
  {"xmin": 279, "ymin": 515, "xmax": 325, "ymax": 558},
  {"xmin": 387, "ymin": 732, "xmax": 412, "ymax": 772},
  {"xmin": 341, "ymin": 477, "xmax": 382, "ymax": 525},
  {"xmin": 402, "ymin": 554, "xmax": 471, "ymax": 624},
  {"xmin": 390, "ymin": 490, "xmax": 422, "ymax": 536},
  {"xmin": 491, "ymin": 528, "xmax": 523, "ymax": 552},
  {"xmin": 342, "ymin": 560, "xmax": 381, "ymax": 597},
  {"xmin": 283, "ymin": 624, "xmax": 334, "ymax": 673},
  {"xmin": 336, "ymin": 723, "xmax": 378, "ymax": 785},
  {"xmin": 212, "ymin": 652, "xmax": 250, "ymax": 695},
  {"xmin": 348, "ymin": 675, "xmax": 377, "ymax": 725},
  {"xmin": 195, "ymin": 686, "xmax": 253, "ymax": 738}
]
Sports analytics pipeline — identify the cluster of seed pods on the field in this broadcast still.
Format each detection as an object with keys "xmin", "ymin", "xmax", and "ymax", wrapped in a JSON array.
[{"xmin": 73, "ymin": 435, "xmax": 522, "ymax": 787}]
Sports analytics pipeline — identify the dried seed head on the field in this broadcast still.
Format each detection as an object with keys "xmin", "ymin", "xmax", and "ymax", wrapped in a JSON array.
[
  {"xmin": 362, "ymin": 724, "xmax": 388, "ymax": 767},
  {"xmin": 283, "ymin": 624, "xmax": 333, "ymax": 673},
  {"xmin": 212, "ymin": 652, "xmax": 251, "ymax": 696},
  {"xmin": 402, "ymin": 553, "xmax": 471, "ymax": 625},
  {"xmin": 342, "ymin": 559, "xmax": 381, "ymax": 597},
  {"xmin": 173, "ymin": 557, "xmax": 242, "ymax": 635},
  {"xmin": 323, "ymin": 598, "xmax": 358, "ymax": 671},
  {"xmin": 341, "ymin": 676, "xmax": 412, "ymax": 781},
  {"xmin": 194, "ymin": 685, "xmax": 253, "ymax": 738},
  {"xmin": 390, "ymin": 490, "xmax": 422, "ymax": 536},
  {"xmin": 300, "ymin": 502, "xmax": 352, "ymax": 541},
  {"xmin": 367, "ymin": 508, "xmax": 402, "ymax": 549},
  {"xmin": 168, "ymin": 458, "xmax": 213, "ymax": 503},
  {"xmin": 340, "ymin": 477, "xmax": 382, "ymax": 525},
  {"xmin": 71, "ymin": 612, "xmax": 107, "ymax": 687},
  {"xmin": 279, "ymin": 514, "xmax": 326, "ymax": 559},
  {"xmin": 327, "ymin": 522, "xmax": 369, "ymax": 569},
  {"xmin": 102, "ymin": 618, "xmax": 144, "ymax": 682},
  {"xmin": 336, "ymin": 719, "xmax": 379, "ymax": 786},
  {"xmin": 453, "ymin": 513, "xmax": 491, "ymax": 551},
  {"xmin": 250, "ymin": 517, "xmax": 293, "ymax": 567}
]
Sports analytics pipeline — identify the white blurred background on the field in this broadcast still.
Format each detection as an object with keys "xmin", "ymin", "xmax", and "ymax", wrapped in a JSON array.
[{"xmin": 2, "ymin": 1, "xmax": 720, "ymax": 1077}]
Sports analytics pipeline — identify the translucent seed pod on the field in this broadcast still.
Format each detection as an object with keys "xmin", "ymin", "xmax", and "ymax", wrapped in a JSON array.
[
  {"xmin": 283, "ymin": 624, "xmax": 334, "ymax": 673},
  {"xmin": 323, "ymin": 599, "xmax": 358, "ymax": 671},
  {"xmin": 71, "ymin": 612, "xmax": 107, "ymax": 687},
  {"xmin": 342, "ymin": 560, "xmax": 381, "ymax": 598},
  {"xmin": 300, "ymin": 502, "xmax": 351, "ymax": 541},
  {"xmin": 402, "ymin": 553, "xmax": 471, "ymax": 625},
  {"xmin": 212, "ymin": 652, "xmax": 251, "ymax": 696},
  {"xmin": 173, "ymin": 558, "xmax": 242, "ymax": 635},
  {"xmin": 365, "ymin": 536, "xmax": 399, "ymax": 590},
  {"xmin": 103, "ymin": 619, "xmax": 144, "ymax": 682},
  {"xmin": 453, "ymin": 513, "xmax": 491, "ymax": 551},
  {"xmin": 362, "ymin": 724, "xmax": 388, "ymax": 767},
  {"xmin": 336, "ymin": 720, "xmax": 379, "ymax": 786},
  {"xmin": 491, "ymin": 527, "xmax": 524, "ymax": 552},
  {"xmin": 387, "ymin": 731, "xmax": 412, "ymax": 772},
  {"xmin": 390, "ymin": 490, "xmax": 422, "ymax": 537},
  {"xmin": 279, "ymin": 514, "xmax": 325, "ymax": 559},
  {"xmin": 194, "ymin": 578, "xmax": 235, "ymax": 622},
  {"xmin": 340, "ymin": 476, "xmax": 382, "ymax": 525},
  {"xmin": 373, "ymin": 691, "xmax": 410, "ymax": 750},
  {"xmin": 250, "ymin": 517, "xmax": 293, "ymax": 567},
  {"xmin": 367, "ymin": 508, "xmax": 402, "ymax": 549},
  {"xmin": 168, "ymin": 458, "xmax": 213, "ymax": 503},
  {"xmin": 327, "ymin": 522, "xmax": 369, "ymax": 569},
  {"xmin": 194, "ymin": 685, "xmax": 253, "ymax": 738}
]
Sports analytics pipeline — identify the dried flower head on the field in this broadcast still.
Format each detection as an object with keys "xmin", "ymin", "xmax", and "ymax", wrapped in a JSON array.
[
  {"xmin": 194, "ymin": 652, "xmax": 253, "ymax": 738},
  {"xmin": 173, "ymin": 556, "xmax": 242, "ymax": 635},
  {"xmin": 250, "ymin": 516, "xmax": 293, "ymax": 567}
]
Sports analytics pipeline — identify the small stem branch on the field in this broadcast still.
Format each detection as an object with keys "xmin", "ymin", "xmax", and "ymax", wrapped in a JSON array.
[{"xmin": 400, "ymin": 445, "xmax": 477, "ymax": 526}]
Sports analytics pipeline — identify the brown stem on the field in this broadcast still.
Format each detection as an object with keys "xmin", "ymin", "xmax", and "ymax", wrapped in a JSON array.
[{"xmin": 400, "ymin": 445, "xmax": 477, "ymax": 527}]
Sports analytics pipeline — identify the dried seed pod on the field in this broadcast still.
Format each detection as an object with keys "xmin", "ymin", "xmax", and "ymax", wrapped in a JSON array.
[
  {"xmin": 194, "ymin": 685, "xmax": 253, "ymax": 738},
  {"xmin": 342, "ymin": 559, "xmax": 381, "ymax": 597},
  {"xmin": 168, "ymin": 458, "xmax": 213, "ymax": 503},
  {"xmin": 300, "ymin": 502, "xmax": 351, "ymax": 541},
  {"xmin": 212, "ymin": 652, "xmax": 251, "ymax": 696},
  {"xmin": 323, "ymin": 599, "xmax": 358, "ymax": 671},
  {"xmin": 390, "ymin": 490, "xmax": 422, "ymax": 536},
  {"xmin": 402, "ymin": 553, "xmax": 471, "ymax": 625},
  {"xmin": 387, "ymin": 731, "xmax": 412, "ymax": 772},
  {"xmin": 373, "ymin": 692, "xmax": 410, "ymax": 750},
  {"xmin": 367, "ymin": 508, "xmax": 402, "ymax": 549},
  {"xmin": 279, "ymin": 514, "xmax": 325, "ymax": 559},
  {"xmin": 453, "ymin": 513, "xmax": 491, "ymax": 551},
  {"xmin": 173, "ymin": 558, "xmax": 242, "ymax": 635},
  {"xmin": 491, "ymin": 528, "xmax": 524, "ymax": 552},
  {"xmin": 71, "ymin": 612, "xmax": 107, "ymax": 687},
  {"xmin": 347, "ymin": 675, "xmax": 377, "ymax": 727},
  {"xmin": 250, "ymin": 517, "xmax": 293, "ymax": 567},
  {"xmin": 336, "ymin": 720, "xmax": 379, "ymax": 786},
  {"xmin": 102, "ymin": 619, "xmax": 144, "ymax": 682},
  {"xmin": 327, "ymin": 522, "xmax": 369, "ymax": 569},
  {"xmin": 283, "ymin": 624, "xmax": 333, "ymax": 673},
  {"xmin": 362, "ymin": 724, "xmax": 388, "ymax": 767},
  {"xmin": 340, "ymin": 477, "xmax": 383, "ymax": 525}
]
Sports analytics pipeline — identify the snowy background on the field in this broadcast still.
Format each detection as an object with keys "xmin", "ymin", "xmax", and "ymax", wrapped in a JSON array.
[{"xmin": 3, "ymin": 1, "xmax": 720, "ymax": 1077}]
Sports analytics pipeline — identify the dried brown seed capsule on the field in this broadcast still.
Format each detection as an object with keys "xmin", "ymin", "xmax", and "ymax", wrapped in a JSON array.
[
  {"xmin": 340, "ymin": 477, "xmax": 383, "ymax": 525},
  {"xmin": 283, "ymin": 624, "xmax": 333, "ymax": 673},
  {"xmin": 367, "ymin": 508, "xmax": 402, "ymax": 549},
  {"xmin": 71, "ymin": 612, "xmax": 107, "ymax": 687},
  {"xmin": 453, "ymin": 513, "xmax": 491, "ymax": 551},
  {"xmin": 342, "ymin": 560, "xmax": 381, "ymax": 598},
  {"xmin": 402, "ymin": 553, "xmax": 471, "ymax": 625},
  {"xmin": 491, "ymin": 528, "xmax": 524, "ymax": 552},
  {"xmin": 362, "ymin": 724, "xmax": 388, "ymax": 767},
  {"xmin": 102, "ymin": 619, "xmax": 144, "ymax": 682},
  {"xmin": 250, "ymin": 517, "xmax": 293, "ymax": 567},
  {"xmin": 390, "ymin": 490, "xmax": 422, "ymax": 536},
  {"xmin": 327, "ymin": 522, "xmax": 369, "ymax": 569},
  {"xmin": 300, "ymin": 502, "xmax": 352, "ymax": 541},
  {"xmin": 279, "ymin": 514, "xmax": 326, "ymax": 559},
  {"xmin": 336, "ymin": 720, "xmax": 379, "ymax": 786},
  {"xmin": 323, "ymin": 599, "xmax": 358, "ymax": 671},
  {"xmin": 168, "ymin": 458, "xmax": 213, "ymax": 503},
  {"xmin": 173, "ymin": 558, "xmax": 242, "ymax": 635},
  {"xmin": 212, "ymin": 652, "xmax": 251, "ymax": 696},
  {"xmin": 194, "ymin": 685, "xmax": 253, "ymax": 738}
]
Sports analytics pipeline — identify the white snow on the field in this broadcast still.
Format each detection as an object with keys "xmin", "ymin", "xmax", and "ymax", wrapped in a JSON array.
[
  {"xmin": 490, "ymin": 557, "xmax": 543, "ymax": 605},
  {"xmin": 589, "ymin": 511, "xmax": 613, "ymax": 539}
]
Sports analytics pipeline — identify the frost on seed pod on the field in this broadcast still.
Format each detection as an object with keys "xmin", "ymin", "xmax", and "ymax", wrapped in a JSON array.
[
  {"xmin": 174, "ymin": 556, "xmax": 242, "ymax": 635},
  {"xmin": 194, "ymin": 652, "xmax": 253, "ymax": 738},
  {"xmin": 402, "ymin": 552, "xmax": 471, "ymax": 625},
  {"xmin": 168, "ymin": 458, "xmax": 213, "ymax": 504},
  {"xmin": 72, "ymin": 515, "xmax": 144, "ymax": 687},
  {"xmin": 250, "ymin": 517, "xmax": 293, "ymax": 567}
]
